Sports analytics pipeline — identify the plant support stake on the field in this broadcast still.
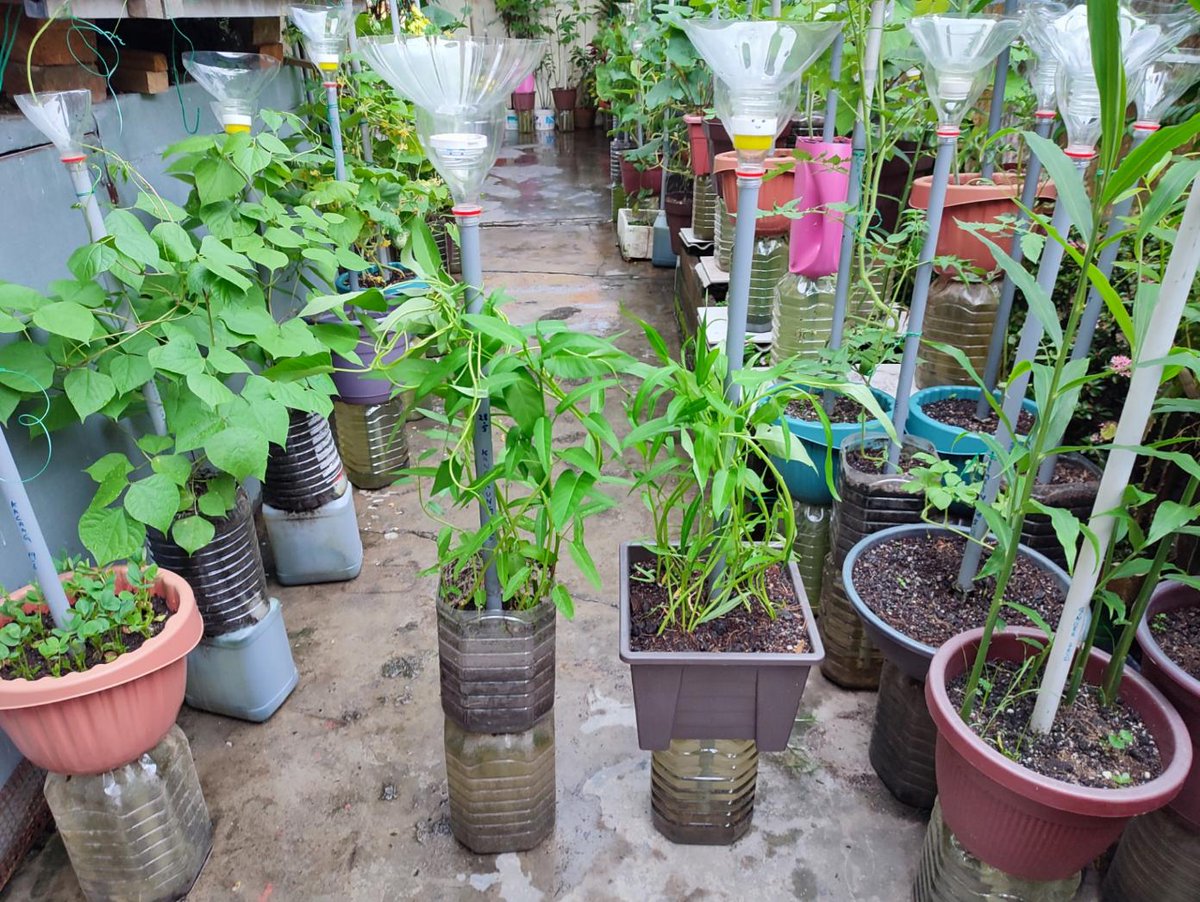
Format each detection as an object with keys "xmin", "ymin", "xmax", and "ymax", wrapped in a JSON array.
[
  {"xmin": 978, "ymin": 0, "xmax": 1018, "ymax": 181},
  {"xmin": 822, "ymin": 29, "xmax": 843, "ymax": 144},
  {"xmin": 1031, "ymin": 171, "xmax": 1200, "ymax": 733},
  {"xmin": 724, "ymin": 171, "xmax": 762, "ymax": 402}
]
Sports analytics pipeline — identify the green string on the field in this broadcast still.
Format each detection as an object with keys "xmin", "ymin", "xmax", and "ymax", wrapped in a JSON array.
[
  {"xmin": 169, "ymin": 19, "xmax": 200, "ymax": 135},
  {"xmin": 0, "ymin": 368, "xmax": 54, "ymax": 484},
  {"xmin": 0, "ymin": 8, "xmax": 20, "ymax": 97}
]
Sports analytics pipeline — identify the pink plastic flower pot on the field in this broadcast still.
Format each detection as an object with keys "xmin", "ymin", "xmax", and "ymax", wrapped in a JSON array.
[
  {"xmin": 926, "ymin": 627, "xmax": 1192, "ymax": 881},
  {"xmin": 789, "ymin": 137, "xmax": 852, "ymax": 278}
]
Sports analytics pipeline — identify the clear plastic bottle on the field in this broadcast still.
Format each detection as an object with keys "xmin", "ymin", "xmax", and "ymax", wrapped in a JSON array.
[
  {"xmin": 792, "ymin": 503, "xmax": 831, "ymax": 609},
  {"xmin": 1104, "ymin": 806, "xmax": 1200, "ymax": 902},
  {"xmin": 692, "ymin": 177, "xmax": 717, "ymax": 241},
  {"xmin": 715, "ymin": 196, "xmax": 735, "ymax": 272},
  {"xmin": 746, "ymin": 237, "xmax": 788, "ymax": 334},
  {"xmin": 869, "ymin": 661, "xmax": 938, "ymax": 810},
  {"xmin": 331, "ymin": 396, "xmax": 410, "ymax": 491},
  {"xmin": 915, "ymin": 276, "xmax": 1000, "ymax": 389},
  {"xmin": 651, "ymin": 739, "xmax": 758, "ymax": 845},
  {"xmin": 44, "ymin": 725, "xmax": 213, "ymax": 902},
  {"xmin": 773, "ymin": 274, "xmax": 836, "ymax": 364}
]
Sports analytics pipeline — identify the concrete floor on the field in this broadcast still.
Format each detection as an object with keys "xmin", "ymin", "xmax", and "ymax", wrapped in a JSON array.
[{"xmin": 4, "ymin": 129, "xmax": 963, "ymax": 901}]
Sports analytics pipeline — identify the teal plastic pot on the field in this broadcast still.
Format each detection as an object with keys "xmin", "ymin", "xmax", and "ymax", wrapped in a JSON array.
[
  {"xmin": 907, "ymin": 385, "xmax": 1037, "ymax": 470},
  {"xmin": 334, "ymin": 264, "xmax": 416, "ymax": 296},
  {"xmin": 769, "ymin": 387, "xmax": 896, "ymax": 505}
]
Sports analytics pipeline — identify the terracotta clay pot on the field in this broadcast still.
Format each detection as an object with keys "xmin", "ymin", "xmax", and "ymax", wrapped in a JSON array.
[
  {"xmin": 926, "ymin": 627, "xmax": 1192, "ymax": 881},
  {"xmin": 1137, "ymin": 581, "xmax": 1200, "ymax": 829},
  {"xmin": 713, "ymin": 150, "xmax": 795, "ymax": 236},
  {"xmin": 0, "ymin": 567, "xmax": 202, "ymax": 775},
  {"xmin": 620, "ymin": 156, "xmax": 663, "ymax": 195},
  {"xmin": 685, "ymin": 114, "xmax": 709, "ymax": 176},
  {"xmin": 551, "ymin": 87, "xmax": 577, "ymax": 112}
]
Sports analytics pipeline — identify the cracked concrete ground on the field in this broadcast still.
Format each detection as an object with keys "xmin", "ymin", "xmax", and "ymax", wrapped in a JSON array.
[{"xmin": 4, "ymin": 129, "xmax": 1097, "ymax": 901}]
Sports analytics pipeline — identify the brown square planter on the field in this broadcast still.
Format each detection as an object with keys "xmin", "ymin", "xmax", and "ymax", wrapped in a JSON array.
[
  {"xmin": 437, "ymin": 596, "xmax": 555, "ymax": 734},
  {"xmin": 618, "ymin": 543, "xmax": 824, "ymax": 752}
]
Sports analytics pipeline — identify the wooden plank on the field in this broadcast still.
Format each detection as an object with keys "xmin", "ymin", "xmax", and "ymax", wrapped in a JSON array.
[
  {"xmin": 4, "ymin": 63, "xmax": 106, "ymax": 103},
  {"xmin": 119, "ymin": 49, "xmax": 168, "ymax": 72},
  {"xmin": 251, "ymin": 16, "xmax": 282, "ymax": 45},
  {"xmin": 110, "ymin": 66, "xmax": 169, "ymax": 95},
  {"xmin": 257, "ymin": 43, "xmax": 284, "ymax": 62},
  {"xmin": 11, "ymin": 16, "xmax": 97, "ymax": 67}
]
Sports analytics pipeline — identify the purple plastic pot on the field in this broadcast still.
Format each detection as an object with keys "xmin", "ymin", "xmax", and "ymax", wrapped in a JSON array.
[{"xmin": 789, "ymin": 137, "xmax": 852, "ymax": 278}]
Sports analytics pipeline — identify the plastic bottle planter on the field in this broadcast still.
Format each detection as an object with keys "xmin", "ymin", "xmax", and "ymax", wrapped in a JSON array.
[
  {"xmin": 147, "ymin": 488, "xmax": 270, "ymax": 638},
  {"xmin": 185, "ymin": 598, "xmax": 298, "ymax": 723},
  {"xmin": 913, "ymin": 801, "xmax": 1081, "ymax": 902},
  {"xmin": 793, "ymin": 503, "xmax": 831, "ymax": 609},
  {"xmin": 428, "ymin": 216, "xmax": 462, "ymax": 276},
  {"xmin": 262, "ymin": 411, "xmax": 363, "ymax": 586},
  {"xmin": 769, "ymin": 388, "xmax": 897, "ymax": 506},
  {"xmin": 331, "ymin": 397, "xmax": 410, "ymax": 491},
  {"xmin": 842, "ymin": 525, "xmax": 1070, "ymax": 810},
  {"xmin": 817, "ymin": 552, "xmax": 884, "ymax": 690},
  {"xmin": 651, "ymin": 739, "xmax": 758, "ymax": 845},
  {"xmin": 914, "ymin": 276, "xmax": 1000, "ymax": 390},
  {"xmin": 746, "ymin": 237, "xmax": 788, "ymax": 334},
  {"xmin": 906, "ymin": 386, "xmax": 1038, "ymax": 475},
  {"xmin": 691, "ymin": 176, "xmax": 717, "ymax": 241},
  {"xmin": 44, "ymin": 725, "xmax": 213, "ymax": 902},
  {"xmin": 443, "ymin": 712, "xmax": 555, "ymax": 854},
  {"xmin": 664, "ymin": 190, "xmax": 693, "ymax": 258},
  {"xmin": 1020, "ymin": 455, "xmax": 1102, "ymax": 568},
  {"xmin": 1103, "ymin": 806, "xmax": 1200, "ymax": 902},
  {"xmin": 0, "ymin": 567, "xmax": 201, "ymax": 776},
  {"xmin": 1136, "ymin": 581, "xmax": 1200, "ymax": 829},
  {"xmin": 773, "ymin": 274, "xmax": 835, "ymax": 365},
  {"xmin": 437, "ymin": 596, "xmax": 555, "ymax": 735},
  {"xmin": 715, "ymin": 196, "xmax": 734, "ymax": 272},
  {"xmin": 926, "ymin": 628, "xmax": 1192, "ymax": 882},
  {"xmin": 0, "ymin": 749, "xmax": 51, "ymax": 890},
  {"xmin": 619, "ymin": 543, "xmax": 824, "ymax": 752}
]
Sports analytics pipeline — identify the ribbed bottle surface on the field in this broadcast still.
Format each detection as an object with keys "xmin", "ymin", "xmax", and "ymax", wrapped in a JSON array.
[
  {"xmin": 1103, "ymin": 807, "xmax": 1200, "ymax": 902},
  {"xmin": 915, "ymin": 800, "xmax": 1081, "ymax": 902},
  {"xmin": 44, "ymin": 725, "xmax": 213, "ymax": 902},
  {"xmin": 444, "ymin": 712, "xmax": 555, "ymax": 854},
  {"xmin": 818, "ymin": 552, "xmax": 883, "ymax": 689},
  {"xmin": 147, "ymin": 488, "xmax": 269, "ymax": 638},
  {"xmin": 715, "ymin": 197, "xmax": 735, "ymax": 272},
  {"xmin": 869, "ymin": 660, "xmax": 938, "ymax": 809},
  {"xmin": 916, "ymin": 277, "xmax": 1000, "ymax": 389},
  {"xmin": 772, "ymin": 274, "xmax": 835, "ymax": 364},
  {"xmin": 746, "ymin": 237, "xmax": 788, "ymax": 334},
  {"xmin": 651, "ymin": 739, "xmax": 757, "ymax": 845},
  {"xmin": 263, "ymin": 410, "xmax": 346, "ymax": 512},
  {"xmin": 793, "ymin": 503, "xmax": 831, "ymax": 610},
  {"xmin": 331, "ymin": 397, "xmax": 410, "ymax": 491},
  {"xmin": 692, "ymin": 178, "xmax": 717, "ymax": 241}
]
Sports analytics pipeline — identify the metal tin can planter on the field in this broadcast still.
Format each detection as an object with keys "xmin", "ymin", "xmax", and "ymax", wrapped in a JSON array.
[
  {"xmin": 331, "ymin": 397, "xmax": 410, "ymax": 491},
  {"xmin": 746, "ymin": 236, "xmax": 788, "ymax": 334},
  {"xmin": 651, "ymin": 739, "xmax": 758, "ymax": 845},
  {"xmin": 44, "ymin": 725, "xmax": 212, "ymax": 902},
  {"xmin": 1020, "ymin": 455, "xmax": 1102, "ymax": 568},
  {"xmin": 692, "ymin": 176, "xmax": 717, "ymax": 241},
  {"xmin": 444, "ymin": 711, "xmax": 555, "ymax": 854},
  {"xmin": 185, "ymin": 598, "xmax": 298, "ymax": 723},
  {"xmin": 817, "ymin": 552, "xmax": 883, "ymax": 689},
  {"xmin": 437, "ymin": 596, "xmax": 555, "ymax": 735},
  {"xmin": 915, "ymin": 276, "xmax": 1000, "ymax": 389},
  {"xmin": 926, "ymin": 627, "xmax": 1192, "ymax": 882},
  {"xmin": 619, "ymin": 543, "xmax": 824, "ymax": 752},
  {"xmin": 773, "ymin": 274, "xmax": 835, "ymax": 365},
  {"xmin": 147, "ymin": 488, "xmax": 270, "ymax": 638},
  {"xmin": 906, "ymin": 385, "xmax": 1038, "ymax": 473},
  {"xmin": 914, "ymin": 800, "xmax": 1081, "ymax": 902},
  {"xmin": 769, "ymin": 387, "xmax": 896, "ymax": 506},
  {"xmin": 1103, "ymin": 805, "xmax": 1200, "ymax": 902},
  {"xmin": 793, "ymin": 503, "xmax": 831, "ymax": 608}
]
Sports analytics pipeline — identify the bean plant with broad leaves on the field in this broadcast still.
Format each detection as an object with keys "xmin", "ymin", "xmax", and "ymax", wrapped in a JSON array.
[
  {"xmin": 302, "ymin": 230, "xmax": 636, "ymax": 617},
  {"xmin": 902, "ymin": 0, "xmax": 1200, "ymax": 733},
  {"xmin": 0, "ymin": 127, "xmax": 356, "ymax": 562}
]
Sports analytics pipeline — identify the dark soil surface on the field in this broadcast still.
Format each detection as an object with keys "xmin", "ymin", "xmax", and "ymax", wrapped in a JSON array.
[
  {"xmin": 785, "ymin": 394, "xmax": 868, "ymax": 425},
  {"xmin": 949, "ymin": 661, "xmax": 1163, "ymax": 789},
  {"xmin": 438, "ymin": 558, "xmax": 536, "ymax": 613},
  {"xmin": 843, "ymin": 443, "xmax": 924, "ymax": 476},
  {"xmin": 1153, "ymin": 606, "xmax": 1200, "ymax": 681},
  {"xmin": 853, "ymin": 533, "xmax": 1064, "ymax": 647},
  {"xmin": 922, "ymin": 397, "xmax": 1036, "ymax": 436},
  {"xmin": 1047, "ymin": 457, "xmax": 1097, "ymax": 485},
  {"xmin": 0, "ymin": 594, "xmax": 172, "ymax": 681},
  {"xmin": 629, "ymin": 563, "xmax": 811, "ymax": 654}
]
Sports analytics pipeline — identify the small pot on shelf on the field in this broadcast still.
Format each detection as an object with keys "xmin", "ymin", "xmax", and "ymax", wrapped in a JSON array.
[{"xmin": 551, "ymin": 86, "xmax": 577, "ymax": 112}]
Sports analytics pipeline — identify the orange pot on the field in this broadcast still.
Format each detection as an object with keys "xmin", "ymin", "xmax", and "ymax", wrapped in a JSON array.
[
  {"xmin": 0, "ymin": 566, "xmax": 202, "ymax": 775},
  {"xmin": 713, "ymin": 149, "xmax": 795, "ymax": 236},
  {"xmin": 685, "ymin": 114, "xmax": 709, "ymax": 177},
  {"xmin": 909, "ymin": 172, "xmax": 1055, "ymax": 275}
]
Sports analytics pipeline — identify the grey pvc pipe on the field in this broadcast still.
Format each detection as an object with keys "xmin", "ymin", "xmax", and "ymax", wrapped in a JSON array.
[
  {"xmin": 1036, "ymin": 127, "xmax": 1152, "ymax": 483},
  {"xmin": 955, "ymin": 157, "xmax": 1088, "ymax": 590},
  {"xmin": 725, "ymin": 173, "xmax": 762, "ymax": 405},
  {"xmin": 824, "ymin": 119, "xmax": 867, "ymax": 416},
  {"xmin": 388, "ymin": 0, "xmax": 402, "ymax": 38},
  {"xmin": 979, "ymin": 0, "xmax": 1019, "ymax": 181},
  {"xmin": 975, "ymin": 114, "xmax": 1054, "ymax": 419},
  {"xmin": 456, "ymin": 211, "xmax": 502, "ymax": 611},
  {"xmin": 326, "ymin": 83, "xmax": 359, "ymax": 292},
  {"xmin": 823, "ymin": 32, "xmax": 844, "ymax": 144},
  {"xmin": 887, "ymin": 134, "xmax": 957, "ymax": 469}
]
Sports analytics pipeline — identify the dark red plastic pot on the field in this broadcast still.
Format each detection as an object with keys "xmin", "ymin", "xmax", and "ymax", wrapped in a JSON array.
[
  {"xmin": 619, "ymin": 542, "xmax": 824, "ymax": 751},
  {"xmin": 926, "ymin": 627, "xmax": 1192, "ymax": 881},
  {"xmin": 512, "ymin": 91, "xmax": 535, "ymax": 112},
  {"xmin": 702, "ymin": 117, "xmax": 733, "ymax": 178},
  {"xmin": 551, "ymin": 87, "xmax": 577, "ymax": 112},
  {"xmin": 685, "ymin": 114, "xmax": 708, "ymax": 176},
  {"xmin": 664, "ymin": 191, "xmax": 692, "ymax": 256},
  {"xmin": 619, "ymin": 157, "xmax": 662, "ymax": 195},
  {"xmin": 1137, "ymin": 580, "xmax": 1200, "ymax": 829}
]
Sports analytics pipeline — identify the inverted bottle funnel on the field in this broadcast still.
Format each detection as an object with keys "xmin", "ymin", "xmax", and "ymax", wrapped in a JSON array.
[
  {"xmin": 359, "ymin": 36, "xmax": 546, "ymax": 206},
  {"xmin": 1135, "ymin": 49, "xmax": 1200, "ymax": 130},
  {"xmin": 1022, "ymin": 1, "xmax": 1073, "ymax": 115},
  {"xmin": 14, "ymin": 90, "xmax": 91, "ymax": 161},
  {"xmin": 182, "ymin": 52, "xmax": 280, "ymax": 133},
  {"xmin": 906, "ymin": 14, "xmax": 1023, "ymax": 134},
  {"xmin": 681, "ymin": 19, "xmax": 842, "ymax": 170},
  {"xmin": 289, "ymin": 2, "xmax": 354, "ymax": 73}
]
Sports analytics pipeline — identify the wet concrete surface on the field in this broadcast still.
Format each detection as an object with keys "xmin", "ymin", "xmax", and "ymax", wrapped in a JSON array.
[{"xmin": 1, "ymin": 128, "xmax": 1093, "ymax": 901}]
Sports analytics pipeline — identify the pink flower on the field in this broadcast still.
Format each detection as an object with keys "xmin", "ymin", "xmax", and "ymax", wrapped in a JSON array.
[{"xmin": 1110, "ymin": 355, "xmax": 1133, "ymax": 377}]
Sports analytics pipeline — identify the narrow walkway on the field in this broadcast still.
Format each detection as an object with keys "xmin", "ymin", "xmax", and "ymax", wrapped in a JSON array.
[{"xmin": 5, "ymin": 129, "xmax": 935, "ymax": 902}]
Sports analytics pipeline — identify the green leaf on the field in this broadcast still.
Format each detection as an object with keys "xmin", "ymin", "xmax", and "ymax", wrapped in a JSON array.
[
  {"xmin": 1088, "ymin": 0, "xmax": 1125, "ymax": 189},
  {"xmin": 31, "ymin": 301, "xmax": 96, "ymax": 343},
  {"xmin": 1137, "ymin": 159, "xmax": 1200, "ymax": 242},
  {"xmin": 205, "ymin": 426, "xmax": 269, "ymax": 481},
  {"xmin": 1103, "ymin": 112, "xmax": 1200, "ymax": 207},
  {"xmin": 106, "ymin": 353, "xmax": 156, "ymax": 394},
  {"xmin": 975, "ymin": 231, "xmax": 1063, "ymax": 348},
  {"xmin": 568, "ymin": 536, "xmax": 602, "ymax": 589},
  {"xmin": 86, "ymin": 452, "xmax": 133, "ymax": 507},
  {"xmin": 1029, "ymin": 500, "xmax": 1081, "ymax": 572},
  {"xmin": 246, "ymin": 244, "xmax": 289, "ymax": 271},
  {"xmin": 64, "ymin": 369, "xmax": 116, "ymax": 419},
  {"xmin": 171, "ymin": 515, "xmax": 216, "ymax": 555},
  {"xmin": 151, "ymin": 454, "xmax": 194, "ymax": 487},
  {"xmin": 0, "ymin": 343, "xmax": 53, "ymax": 394},
  {"xmin": 195, "ymin": 156, "xmax": 246, "ymax": 204},
  {"xmin": 78, "ymin": 507, "xmax": 145, "ymax": 565},
  {"xmin": 551, "ymin": 583, "xmax": 575, "ymax": 620},
  {"xmin": 1148, "ymin": 500, "xmax": 1200, "ymax": 547},
  {"xmin": 1024, "ymin": 131, "xmax": 1093, "ymax": 243},
  {"xmin": 149, "ymin": 334, "xmax": 205, "ymax": 375},
  {"xmin": 151, "ymin": 222, "xmax": 198, "ymax": 263},
  {"xmin": 49, "ymin": 279, "xmax": 106, "ymax": 308},
  {"xmin": 123, "ymin": 474, "xmax": 181, "ymax": 533},
  {"xmin": 186, "ymin": 372, "xmax": 236, "ymax": 408},
  {"xmin": 67, "ymin": 242, "xmax": 119, "ymax": 281},
  {"xmin": 205, "ymin": 347, "xmax": 251, "ymax": 375},
  {"xmin": 105, "ymin": 209, "xmax": 162, "ymax": 268}
]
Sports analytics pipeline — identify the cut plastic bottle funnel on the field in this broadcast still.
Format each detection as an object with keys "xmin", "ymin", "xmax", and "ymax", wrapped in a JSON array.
[
  {"xmin": 182, "ymin": 52, "xmax": 281, "ymax": 134},
  {"xmin": 14, "ymin": 90, "xmax": 91, "ymax": 161},
  {"xmin": 289, "ymin": 2, "xmax": 354, "ymax": 72}
]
